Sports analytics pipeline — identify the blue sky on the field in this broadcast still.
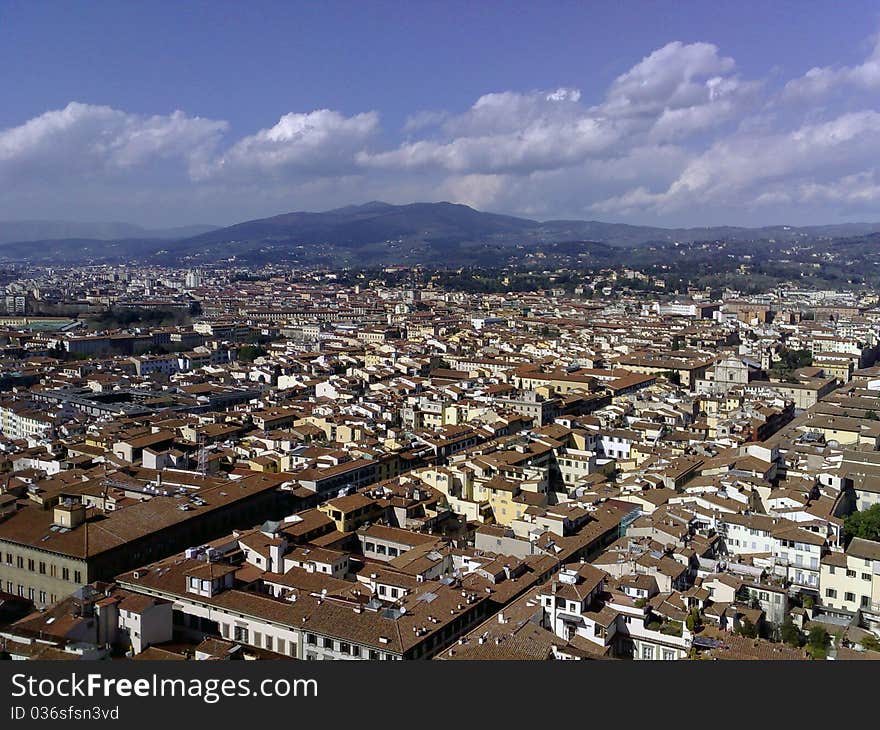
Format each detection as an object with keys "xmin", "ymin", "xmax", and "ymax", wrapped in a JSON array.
[{"xmin": 2, "ymin": 0, "xmax": 880, "ymax": 227}]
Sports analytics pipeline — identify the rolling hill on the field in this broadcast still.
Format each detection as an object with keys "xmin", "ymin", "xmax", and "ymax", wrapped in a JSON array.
[{"xmin": 0, "ymin": 201, "xmax": 878, "ymax": 267}]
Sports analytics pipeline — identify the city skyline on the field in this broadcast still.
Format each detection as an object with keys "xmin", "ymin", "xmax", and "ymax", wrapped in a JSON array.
[{"xmin": 3, "ymin": 1, "xmax": 880, "ymax": 227}]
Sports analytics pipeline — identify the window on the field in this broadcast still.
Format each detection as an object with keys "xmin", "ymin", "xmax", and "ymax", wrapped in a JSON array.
[
  {"xmin": 62, "ymin": 568, "xmax": 69, "ymax": 581},
  {"xmin": 233, "ymin": 626, "xmax": 249, "ymax": 643},
  {"xmin": 641, "ymin": 645, "xmax": 653, "ymax": 660},
  {"xmin": 845, "ymin": 592, "xmax": 856, "ymax": 603},
  {"xmin": 39, "ymin": 591, "xmax": 46, "ymax": 604},
  {"xmin": 862, "ymin": 573, "xmax": 871, "ymax": 582},
  {"xmin": 73, "ymin": 571, "xmax": 82, "ymax": 584},
  {"xmin": 663, "ymin": 649, "xmax": 675, "ymax": 661},
  {"xmin": 306, "ymin": 634, "xmax": 317, "ymax": 646},
  {"xmin": 323, "ymin": 637, "xmax": 333, "ymax": 649},
  {"xmin": 27, "ymin": 559, "xmax": 34, "ymax": 572},
  {"xmin": 38, "ymin": 562, "xmax": 46, "ymax": 575},
  {"xmin": 826, "ymin": 588, "xmax": 837, "ymax": 599},
  {"xmin": 847, "ymin": 569, "xmax": 857, "ymax": 578},
  {"xmin": 862, "ymin": 596, "xmax": 871, "ymax": 609},
  {"xmin": 16, "ymin": 557, "xmax": 23, "ymax": 569}
]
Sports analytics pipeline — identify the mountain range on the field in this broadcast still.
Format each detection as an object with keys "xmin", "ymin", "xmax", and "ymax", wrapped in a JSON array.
[
  {"xmin": 1, "ymin": 201, "xmax": 879, "ymax": 267},
  {"xmin": 0, "ymin": 221, "xmax": 217, "ymax": 246}
]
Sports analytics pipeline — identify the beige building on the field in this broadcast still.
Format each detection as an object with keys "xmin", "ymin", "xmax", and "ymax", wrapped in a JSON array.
[{"xmin": 820, "ymin": 538, "xmax": 880, "ymax": 630}]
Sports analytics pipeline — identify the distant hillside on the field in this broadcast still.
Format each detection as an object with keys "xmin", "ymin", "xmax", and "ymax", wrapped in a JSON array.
[
  {"xmin": 174, "ymin": 201, "xmax": 540, "ymax": 250},
  {"xmin": 0, "ymin": 221, "xmax": 217, "ymax": 245},
  {"xmin": 0, "ymin": 237, "xmax": 167, "ymax": 264},
  {"xmin": 0, "ymin": 201, "xmax": 878, "ymax": 266}
]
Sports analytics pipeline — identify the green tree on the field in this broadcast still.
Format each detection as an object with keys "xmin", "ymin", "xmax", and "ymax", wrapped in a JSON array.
[
  {"xmin": 866, "ymin": 410, "xmax": 879, "ymax": 421},
  {"xmin": 736, "ymin": 617, "xmax": 758, "ymax": 638},
  {"xmin": 861, "ymin": 634, "xmax": 880, "ymax": 652},
  {"xmin": 844, "ymin": 504, "xmax": 880, "ymax": 542},
  {"xmin": 237, "ymin": 345, "xmax": 268, "ymax": 363},
  {"xmin": 770, "ymin": 347, "xmax": 813, "ymax": 382},
  {"xmin": 686, "ymin": 607, "xmax": 702, "ymax": 633},
  {"xmin": 780, "ymin": 619, "xmax": 803, "ymax": 647},
  {"xmin": 806, "ymin": 626, "xmax": 830, "ymax": 660}
]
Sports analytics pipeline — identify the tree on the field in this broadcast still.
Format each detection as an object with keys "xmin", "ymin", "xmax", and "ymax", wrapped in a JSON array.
[
  {"xmin": 780, "ymin": 619, "xmax": 803, "ymax": 647},
  {"xmin": 686, "ymin": 607, "xmax": 702, "ymax": 633},
  {"xmin": 844, "ymin": 504, "xmax": 880, "ymax": 543},
  {"xmin": 736, "ymin": 617, "xmax": 758, "ymax": 638},
  {"xmin": 867, "ymin": 410, "xmax": 879, "ymax": 421},
  {"xmin": 769, "ymin": 347, "xmax": 813, "ymax": 382},
  {"xmin": 662, "ymin": 370, "xmax": 681, "ymax": 385},
  {"xmin": 861, "ymin": 634, "xmax": 880, "ymax": 652},
  {"xmin": 237, "ymin": 345, "xmax": 267, "ymax": 363},
  {"xmin": 806, "ymin": 626, "xmax": 830, "ymax": 660}
]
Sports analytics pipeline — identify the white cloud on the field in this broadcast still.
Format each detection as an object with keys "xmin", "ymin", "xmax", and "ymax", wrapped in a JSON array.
[
  {"xmin": 402, "ymin": 110, "xmax": 449, "ymax": 133},
  {"xmin": 0, "ymin": 102, "xmax": 227, "ymax": 184},
  {"xmin": 784, "ymin": 35, "xmax": 880, "ymax": 99},
  {"xmin": 592, "ymin": 110, "xmax": 880, "ymax": 216},
  {"xmin": 201, "ymin": 109, "xmax": 379, "ymax": 180},
  {"xmin": 439, "ymin": 174, "xmax": 506, "ymax": 211},
  {"xmin": 601, "ymin": 41, "xmax": 737, "ymax": 119},
  {"xmin": 358, "ymin": 41, "xmax": 757, "ymax": 178},
  {"xmin": 7, "ymin": 33, "xmax": 880, "ymax": 226}
]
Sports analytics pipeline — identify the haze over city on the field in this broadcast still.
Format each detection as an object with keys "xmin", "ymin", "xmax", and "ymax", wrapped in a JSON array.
[{"xmin": 3, "ymin": 0, "xmax": 880, "ymax": 228}]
